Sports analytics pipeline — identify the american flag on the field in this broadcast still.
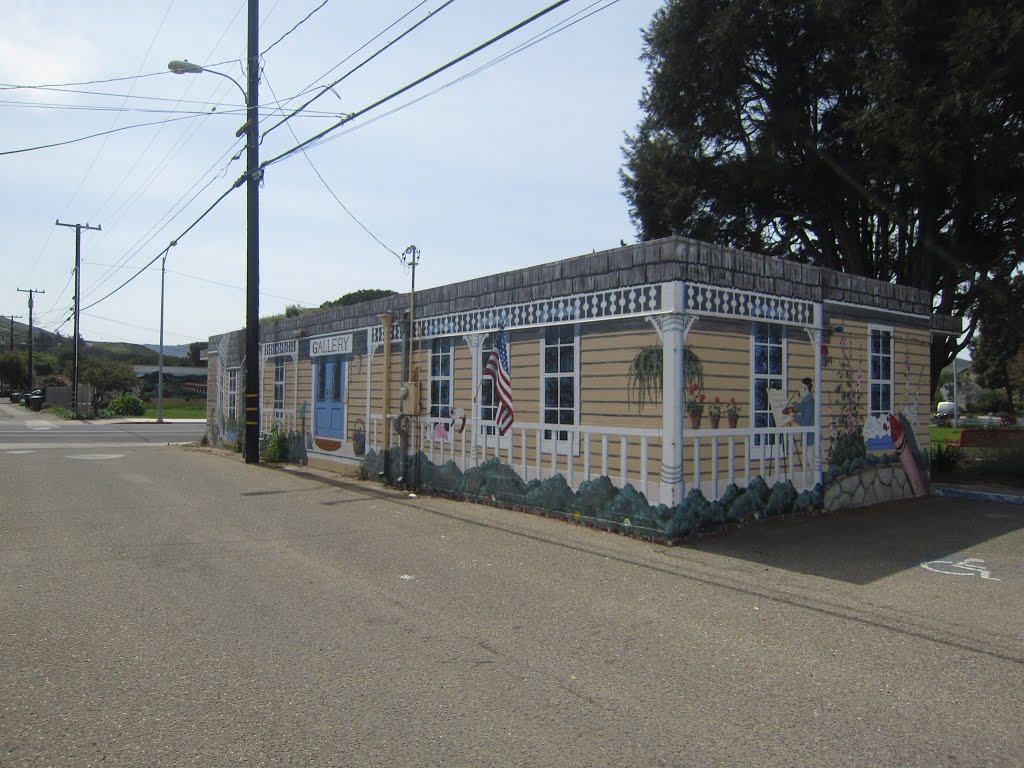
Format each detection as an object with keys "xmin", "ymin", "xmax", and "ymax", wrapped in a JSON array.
[{"xmin": 484, "ymin": 328, "xmax": 514, "ymax": 435}]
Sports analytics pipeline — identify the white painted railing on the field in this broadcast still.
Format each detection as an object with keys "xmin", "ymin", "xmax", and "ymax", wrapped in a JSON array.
[
  {"xmin": 682, "ymin": 426, "xmax": 818, "ymax": 500},
  {"xmin": 262, "ymin": 408, "xmax": 296, "ymax": 435},
  {"xmin": 366, "ymin": 415, "xmax": 818, "ymax": 505}
]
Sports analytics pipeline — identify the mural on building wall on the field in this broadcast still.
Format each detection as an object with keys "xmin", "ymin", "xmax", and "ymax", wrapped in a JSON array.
[
  {"xmin": 826, "ymin": 332, "xmax": 928, "ymax": 500},
  {"xmin": 362, "ymin": 447, "xmax": 825, "ymax": 544}
]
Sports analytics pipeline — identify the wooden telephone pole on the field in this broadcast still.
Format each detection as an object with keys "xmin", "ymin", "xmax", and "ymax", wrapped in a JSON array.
[
  {"xmin": 56, "ymin": 220, "xmax": 101, "ymax": 412},
  {"xmin": 16, "ymin": 290, "xmax": 44, "ymax": 390}
]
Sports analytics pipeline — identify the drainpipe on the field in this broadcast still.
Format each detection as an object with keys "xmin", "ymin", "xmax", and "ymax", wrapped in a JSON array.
[
  {"xmin": 378, "ymin": 313, "xmax": 393, "ymax": 479},
  {"xmin": 398, "ymin": 309, "xmax": 410, "ymax": 485}
]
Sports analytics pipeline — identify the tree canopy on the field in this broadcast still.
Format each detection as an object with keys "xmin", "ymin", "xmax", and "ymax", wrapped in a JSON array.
[
  {"xmin": 319, "ymin": 289, "xmax": 397, "ymax": 310},
  {"xmin": 969, "ymin": 274, "xmax": 1024, "ymax": 414},
  {"xmin": 622, "ymin": 0, "xmax": 1024, "ymax": 391}
]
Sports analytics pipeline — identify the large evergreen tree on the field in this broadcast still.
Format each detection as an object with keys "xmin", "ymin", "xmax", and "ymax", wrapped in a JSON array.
[{"xmin": 622, "ymin": 0, "xmax": 1024, "ymax": 392}]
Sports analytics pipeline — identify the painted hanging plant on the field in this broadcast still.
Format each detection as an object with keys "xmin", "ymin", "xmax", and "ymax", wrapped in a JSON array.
[{"xmin": 627, "ymin": 345, "xmax": 704, "ymax": 411}]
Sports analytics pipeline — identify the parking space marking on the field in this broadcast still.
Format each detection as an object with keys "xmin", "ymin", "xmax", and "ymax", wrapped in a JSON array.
[{"xmin": 921, "ymin": 557, "xmax": 1001, "ymax": 581}]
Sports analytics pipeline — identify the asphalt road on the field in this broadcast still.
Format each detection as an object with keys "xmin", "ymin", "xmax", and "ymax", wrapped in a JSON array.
[
  {"xmin": 0, "ymin": 401, "xmax": 206, "ymax": 449},
  {"xmin": 1, "ymin": 439, "xmax": 1022, "ymax": 767}
]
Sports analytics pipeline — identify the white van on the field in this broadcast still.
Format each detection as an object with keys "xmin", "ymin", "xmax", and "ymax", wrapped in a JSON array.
[{"xmin": 933, "ymin": 402, "xmax": 957, "ymax": 424}]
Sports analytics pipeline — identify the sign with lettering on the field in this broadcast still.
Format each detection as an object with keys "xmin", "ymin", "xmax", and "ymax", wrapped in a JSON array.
[{"xmin": 310, "ymin": 333, "xmax": 352, "ymax": 357}]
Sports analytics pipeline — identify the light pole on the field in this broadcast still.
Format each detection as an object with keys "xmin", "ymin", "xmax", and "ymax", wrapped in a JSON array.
[
  {"xmin": 168, "ymin": 4, "xmax": 260, "ymax": 462},
  {"xmin": 156, "ymin": 241, "xmax": 177, "ymax": 424}
]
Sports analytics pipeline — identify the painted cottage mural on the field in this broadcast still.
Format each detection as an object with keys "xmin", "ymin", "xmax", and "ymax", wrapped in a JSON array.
[{"xmin": 206, "ymin": 236, "xmax": 958, "ymax": 542}]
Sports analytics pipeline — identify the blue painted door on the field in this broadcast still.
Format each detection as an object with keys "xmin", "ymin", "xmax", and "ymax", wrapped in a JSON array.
[{"xmin": 314, "ymin": 356, "xmax": 346, "ymax": 440}]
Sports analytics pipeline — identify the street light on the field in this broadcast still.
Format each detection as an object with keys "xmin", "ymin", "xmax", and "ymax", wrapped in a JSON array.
[{"xmin": 168, "ymin": 41, "xmax": 261, "ymax": 463}]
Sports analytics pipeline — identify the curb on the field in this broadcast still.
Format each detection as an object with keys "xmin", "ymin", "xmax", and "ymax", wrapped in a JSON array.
[{"xmin": 932, "ymin": 484, "xmax": 1024, "ymax": 506}]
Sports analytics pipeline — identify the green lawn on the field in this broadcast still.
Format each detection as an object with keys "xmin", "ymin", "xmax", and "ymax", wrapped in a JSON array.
[
  {"xmin": 929, "ymin": 426, "xmax": 958, "ymax": 445},
  {"xmin": 142, "ymin": 399, "xmax": 206, "ymax": 419}
]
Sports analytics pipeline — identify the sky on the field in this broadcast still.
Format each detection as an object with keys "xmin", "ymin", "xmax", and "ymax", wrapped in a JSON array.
[{"xmin": 2, "ymin": 0, "xmax": 667, "ymax": 348}]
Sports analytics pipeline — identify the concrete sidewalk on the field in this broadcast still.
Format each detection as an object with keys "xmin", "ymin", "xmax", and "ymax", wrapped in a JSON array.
[{"xmin": 933, "ymin": 483, "xmax": 1024, "ymax": 505}]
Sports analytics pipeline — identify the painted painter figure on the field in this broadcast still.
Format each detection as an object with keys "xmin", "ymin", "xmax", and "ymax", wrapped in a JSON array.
[
  {"xmin": 889, "ymin": 414, "xmax": 927, "ymax": 497},
  {"xmin": 784, "ymin": 378, "xmax": 815, "ymax": 445}
]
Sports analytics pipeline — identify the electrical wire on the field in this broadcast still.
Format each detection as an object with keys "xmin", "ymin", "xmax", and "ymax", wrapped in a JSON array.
[
  {"xmin": 0, "ymin": 113, "xmax": 211, "ymax": 156},
  {"xmin": 41, "ymin": 0, "xmax": 597, "ymax": 320},
  {"xmin": 80, "ymin": 181, "xmax": 239, "ymax": 313},
  {"xmin": 261, "ymin": 0, "xmax": 575, "ymax": 170},
  {"xmin": 0, "ymin": 61, "xmax": 237, "ymax": 91},
  {"xmin": 260, "ymin": 0, "xmax": 457, "ymax": 143},
  {"xmin": 263, "ymin": 73, "xmax": 402, "ymax": 261},
  {"xmin": 308, "ymin": 0, "xmax": 624, "ymax": 149},
  {"xmin": 258, "ymin": 1, "xmax": 433, "ymax": 124},
  {"xmin": 81, "ymin": 261, "xmax": 319, "ymax": 306},
  {"xmin": 262, "ymin": 0, "xmax": 331, "ymax": 57}
]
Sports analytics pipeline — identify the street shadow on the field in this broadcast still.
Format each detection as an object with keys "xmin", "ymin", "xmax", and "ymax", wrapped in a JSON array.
[{"xmin": 687, "ymin": 496, "xmax": 1024, "ymax": 585}]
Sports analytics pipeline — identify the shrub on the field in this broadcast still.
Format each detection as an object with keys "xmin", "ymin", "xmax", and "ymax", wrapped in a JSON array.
[
  {"xmin": 261, "ymin": 425, "xmax": 288, "ymax": 463},
  {"xmin": 105, "ymin": 394, "xmax": 145, "ymax": 417},
  {"xmin": 929, "ymin": 442, "xmax": 965, "ymax": 476}
]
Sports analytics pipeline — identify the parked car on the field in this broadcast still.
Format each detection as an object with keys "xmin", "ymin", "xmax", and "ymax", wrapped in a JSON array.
[{"xmin": 932, "ymin": 401, "xmax": 957, "ymax": 426}]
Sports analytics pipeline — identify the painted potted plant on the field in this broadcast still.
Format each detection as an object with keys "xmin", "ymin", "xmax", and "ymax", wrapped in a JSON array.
[
  {"xmin": 708, "ymin": 396, "xmax": 722, "ymax": 428},
  {"xmin": 725, "ymin": 397, "xmax": 740, "ymax": 428},
  {"xmin": 685, "ymin": 383, "xmax": 705, "ymax": 429}
]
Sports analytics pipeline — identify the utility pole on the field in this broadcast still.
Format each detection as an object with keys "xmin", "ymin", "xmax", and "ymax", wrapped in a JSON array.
[
  {"xmin": 243, "ymin": 0, "xmax": 261, "ymax": 463},
  {"xmin": 3, "ymin": 315, "xmax": 23, "ymax": 354},
  {"xmin": 16, "ymin": 290, "xmax": 44, "ymax": 390},
  {"xmin": 56, "ymin": 220, "xmax": 102, "ymax": 412}
]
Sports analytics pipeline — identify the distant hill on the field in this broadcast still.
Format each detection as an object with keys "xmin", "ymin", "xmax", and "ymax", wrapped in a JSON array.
[
  {"xmin": 142, "ymin": 343, "xmax": 190, "ymax": 358},
  {"xmin": 1, "ymin": 320, "xmax": 193, "ymax": 365}
]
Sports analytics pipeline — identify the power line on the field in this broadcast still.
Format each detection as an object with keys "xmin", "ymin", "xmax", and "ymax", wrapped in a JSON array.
[
  {"xmin": 80, "ymin": 182, "xmax": 239, "ymax": 313},
  {"xmin": 262, "ymin": 0, "xmax": 331, "ymax": 57},
  {"xmin": 262, "ymin": 0, "xmax": 575, "ymax": 170},
  {"xmin": 0, "ymin": 113, "xmax": 212, "ymax": 156},
  {"xmin": 310, "ymin": 0, "xmax": 625, "ymax": 149},
  {"xmin": 80, "ymin": 260, "xmax": 319, "ymax": 306},
  {"xmin": 0, "ymin": 61, "xmax": 237, "ymax": 91},
  {"xmin": 263, "ymin": 73, "xmax": 402, "ymax": 261},
  {"xmin": 260, "ymin": 0, "xmax": 457, "ymax": 143},
  {"xmin": 259, "ymin": 1, "xmax": 433, "ymax": 122}
]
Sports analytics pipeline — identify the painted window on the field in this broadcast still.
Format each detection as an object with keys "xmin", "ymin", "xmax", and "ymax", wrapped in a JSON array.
[
  {"xmin": 869, "ymin": 326, "xmax": 893, "ymax": 417},
  {"xmin": 273, "ymin": 359, "xmax": 285, "ymax": 412},
  {"xmin": 542, "ymin": 325, "xmax": 578, "ymax": 443},
  {"xmin": 227, "ymin": 368, "xmax": 238, "ymax": 422},
  {"xmin": 317, "ymin": 358, "xmax": 343, "ymax": 403},
  {"xmin": 752, "ymin": 323, "xmax": 785, "ymax": 451},
  {"xmin": 430, "ymin": 337, "xmax": 453, "ymax": 422}
]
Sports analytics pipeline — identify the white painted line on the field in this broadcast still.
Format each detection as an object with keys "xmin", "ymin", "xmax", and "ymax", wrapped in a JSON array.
[
  {"xmin": 0, "ymin": 442, "xmax": 191, "ymax": 450},
  {"xmin": 66, "ymin": 454, "xmax": 126, "ymax": 460},
  {"xmin": 4, "ymin": 450, "xmax": 36, "ymax": 454},
  {"xmin": 921, "ymin": 557, "xmax": 1001, "ymax": 581}
]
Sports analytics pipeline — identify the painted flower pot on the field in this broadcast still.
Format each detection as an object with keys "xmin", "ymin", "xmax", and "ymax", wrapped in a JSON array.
[
  {"xmin": 709, "ymin": 415, "xmax": 720, "ymax": 429},
  {"xmin": 728, "ymin": 416, "xmax": 739, "ymax": 429},
  {"xmin": 688, "ymin": 413, "xmax": 702, "ymax": 429}
]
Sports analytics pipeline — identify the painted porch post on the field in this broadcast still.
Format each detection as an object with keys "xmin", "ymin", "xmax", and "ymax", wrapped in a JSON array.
[
  {"xmin": 659, "ymin": 282, "xmax": 686, "ymax": 506},
  {"xmin": 464, "ymin": 333, "xmax": 485, "ymax": 466},
  {"xmin": 813, "ymin": 304, "xmax": 824, "ymax": 486},
  {"xmin": 367, "ymin": 328, "xmax": 380, "ymax": 446}
]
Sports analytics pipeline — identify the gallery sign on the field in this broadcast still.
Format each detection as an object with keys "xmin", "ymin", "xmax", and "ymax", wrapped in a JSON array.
[{"xmin": 310, "ymin": 333, "xmax": 353, "ymax": 357}]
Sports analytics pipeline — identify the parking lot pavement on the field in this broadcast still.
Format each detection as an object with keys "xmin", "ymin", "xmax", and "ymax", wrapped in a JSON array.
[{"xmin": 671, "ymin": 495, "xmax": 1023, "ymax": 662}]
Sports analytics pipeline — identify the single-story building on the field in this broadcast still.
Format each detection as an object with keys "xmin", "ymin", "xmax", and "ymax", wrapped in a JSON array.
[{"xmin": 206, "ymin": 236, "xmax": 960, "ymax": 538}]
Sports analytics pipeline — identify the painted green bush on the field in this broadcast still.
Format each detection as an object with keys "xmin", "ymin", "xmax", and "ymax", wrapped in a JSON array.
[
  {"xmin": 419, "ymin": 457, "xmax": 463, "ymax": 493},
  {"xmin": 362, "ymin": 451, "xmax": 830, "ymax": 544},
  {"xmin": 457, "ymin": 458, "xmax": 527, "ymax": 504},
  {"xmin": 524, "ymin": 474, "xmax": 575, "ymax": 513},
  {"xmin": 601, "ymin": 484, "xmax": 652, "ymax": 533},
  {"xmin": 572, "ymin": 476, "xmax": 619, "ymax": 522}
]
